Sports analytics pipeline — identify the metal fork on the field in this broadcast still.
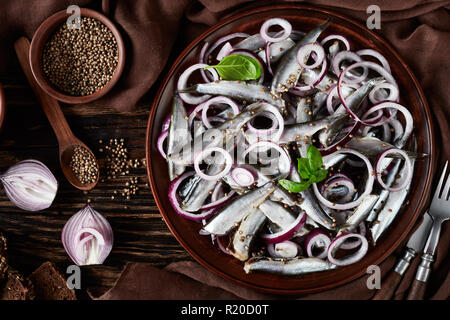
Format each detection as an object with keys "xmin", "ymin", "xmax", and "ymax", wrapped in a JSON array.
[{"xmin": 407, "ymin": 161, "xmax": 450, "ymax": 300}]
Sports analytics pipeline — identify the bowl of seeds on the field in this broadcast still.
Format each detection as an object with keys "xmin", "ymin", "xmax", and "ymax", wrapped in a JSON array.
[{"xmin": 29, "ymin": 8, "xmax": 125, "ymax": 104}]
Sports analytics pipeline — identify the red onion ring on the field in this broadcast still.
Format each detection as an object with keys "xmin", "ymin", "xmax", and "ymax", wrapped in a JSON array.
[
  {"xmin": 322, "ymin": 177, "xmax": 355, "ymax": 204},
  {"xmin": 369, "ymin": 82, "xmax": 399, "ymax": 104},
  {"xmin": 267, "ymin": 240, "xmax": 299, "ymax": 259},
  {"xmin": 313, "ymin": 149, "xmax": 374, "ymax": 210},
  {"xmin": 201, "ymin": 96, "xmax": 240, "ymax": 129},
  {"xmin": 356, "ymin": 49, "xmax": 391, "ymax": 74},
  {"xmin": 327, "ymin": 232, "xmax": 369, "ymax": 266},
  {"xmin": 178, "ymin": 63, "xmax": 219, "ymax": 105},
  {"xmin": 331, "ymin": 51, "xmax": 367, "ymax": 80},
  {"xmin": 296, "ymin": 43, "xmax": 325, "ymax": 70},
  {"xmin": 261, "ymin": 211, "xmax": 307, "ymax": 244},
  {"xmin": 230, "ymin": 166, "xmax": 256, "ymax": 187},
  {"xmin": 305, "ymin": 229, "xmax": 331, "ymax": 259},
  {"xmin": 157, "ymin": 130, "xmax": 168, "ymax": 159},
  {"xmin": 260, "ymin": 18, "xmax": 292, "ymax": 43},
  {"xmin": 320, "ymin": 34, "xmax": 351, "ymax": 52},
  {"xmin": 375, "ymin": 148, "xmax": 412, "ymax": 191},
  {"xmin": 168, "ymin": 172, "xmax": 216, "ymax": 221},
  {"xmin": 291, "ymin": 59, "xmax": 328, "ymax": 92},
  {"xmin": 216, "ymin": 42, "xmax": 233, "ymax": 61},
  {"xmin": 340, "ymin": 222, "xmax": 367, "ymax": 250},
  {"xmin": 242, "ymin": 141, "xmax": 291, "ymax": 175},
  {"xmin": 194, "ymin": 147, "xmax": 233, "ymax": 181}
]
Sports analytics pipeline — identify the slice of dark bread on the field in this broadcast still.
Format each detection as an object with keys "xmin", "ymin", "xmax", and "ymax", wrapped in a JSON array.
[
  {"xmin": 0, "ymin": 269, "xmax": 34, "ymax": 300},
  {"xmin": 28, "ymin": 261, "xmax": 77, "ymax": 300}
]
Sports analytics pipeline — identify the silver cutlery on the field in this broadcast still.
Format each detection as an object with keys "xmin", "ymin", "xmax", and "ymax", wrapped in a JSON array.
[{"xmin": 407, "ymin": 161, "xmax": 450, "ymax": 300}]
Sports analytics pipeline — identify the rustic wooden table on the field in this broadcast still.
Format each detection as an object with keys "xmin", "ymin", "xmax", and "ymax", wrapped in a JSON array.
[{"xmin": 0, "ymin": 54, "xmax": 193, "ymax": 299}]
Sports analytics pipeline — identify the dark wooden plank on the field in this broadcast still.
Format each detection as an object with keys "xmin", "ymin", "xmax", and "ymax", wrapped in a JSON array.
[{"xmin": 0, "ymin": 56, "xmax": 193, "ymax": 298}]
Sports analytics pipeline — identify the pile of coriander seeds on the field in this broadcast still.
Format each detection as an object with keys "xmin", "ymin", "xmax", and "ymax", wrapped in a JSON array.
[{"xmin": 42, "ymin": 16, "xmax": 119, "ymax": 96}]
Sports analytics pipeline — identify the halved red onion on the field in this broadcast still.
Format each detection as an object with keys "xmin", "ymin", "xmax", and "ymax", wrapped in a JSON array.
[
  {"xmin": 356, "ymin": 49, "xmax": 391, "ymax": 74},
  {"xmin": 327, "ymin": 232, "xmax": 369, "ymax": 266},
  {"xmin": 313, "ymin": 149, "xmax": 374, "ymax": 210},
  {"xmin": 194, "ymin": 147, "xmax": 233, "ymax": 181},
  {"xmin": 201, "ymin": 96, "xmax": 240, "ymax": 128},
  {"xmin": 177, "ymin": 63, "xmax": 219, "ymax": 105},
  {"xmin": 261, "ymin": 211, "xmax": 306, "ymax": 244},
  {"xmin": 267, "ymin": 240, "xmax": 299, "ymax": 259},
  {"xmin": 169, "ymin": 172, "xmax": 216, "ymax": 221},
  {"xmin": 230, "ymin": 166, "xmax": 256, "ymax": 187},
  {"xmin": 216, "ymin": 42, "xmax": 233, "ymax": 61},
  {"xmin": 260, "ymin": 18, "xmax": 292, "ymax": 43},
  {"xmin": 305, "ymin": 229, "xmax": 331, "ymax": 259},
  {"xmin": 157, "ymin": 130, "xmax": 168, "ymax": 159},
  {"xmin": 320, "ymin": 34, "xmax": 351, "ymax": 52},
  {"xmin": 61, "ymin": 205, "xmax": 113, "ymax": 266},
  {"xmin": 296, "ymin": 43, "xmax": 325, "ymax": 70},
  {"xmin": 375, "ymin": 148, "xmax": 412, "ymax": 191}
]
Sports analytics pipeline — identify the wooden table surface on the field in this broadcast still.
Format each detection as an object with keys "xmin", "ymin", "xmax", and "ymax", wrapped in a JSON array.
[{"xmin": 0, "ymin": 53, "xmax": 193, "ymax": 299}]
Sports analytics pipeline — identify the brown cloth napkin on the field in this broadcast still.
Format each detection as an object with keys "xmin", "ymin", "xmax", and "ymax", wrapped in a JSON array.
[{"xmin": 1, "ymin": 0, "xmax": 448, "ymax": 299}]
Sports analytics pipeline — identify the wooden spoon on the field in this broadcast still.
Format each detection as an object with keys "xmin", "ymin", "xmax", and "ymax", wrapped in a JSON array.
[{"xmin": 14, "ymin": 37, "xmax": 99, "ymax": 191}]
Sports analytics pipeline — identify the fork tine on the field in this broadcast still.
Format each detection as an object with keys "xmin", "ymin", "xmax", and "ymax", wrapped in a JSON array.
[
  {"xmin": 434, "ymin": 161, "xmax": 448, "ymax": 200},
  {"xmin": 442, "ymin": 171, "xmax": 450, "ymax": 201}
]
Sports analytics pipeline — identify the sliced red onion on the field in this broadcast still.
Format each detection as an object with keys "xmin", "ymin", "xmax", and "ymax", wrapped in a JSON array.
[
  {"xmin": 356, "ymin": 49, "xmax": 391, "ymax": 74},
  {"xmin": 327, "ymin": 232, "xmax": 369, "ymax": 266},
  {"xmin": 246, "ymin": 111, "xmax": 278, "ymax": 136},
  {"xmin": 169, "ymin": 172, "xmax": 216, "ymax": 221},
  {"xmin": 194, "ymin": 147, "xmax": 233, "ymax": 181},
  {"xmin": 200, "ymin": 186, "xmax": 236, "ymax": 211},
  {"xmin": 320, "ymin": 35, "xmax": 351, "ymax": 52},
  {"xmin": 389, "ymin": 118, "xmax": 404, "ymax": 141},
  {"xmin": 242, "ymin": 141, "xmax": 291, "ymax": 175},
  {"xmin": 296, "ymin": 43, "xmax": 325, "ymax": 70},
  {"xmin": 211, "ymin": 182, "xmax": 224, "ymax": 202},
  {"xmin": 340, "ymin": 222, "xmax": 366, "ymax": 250},
  {"xmin": 369, "ymin": 82, "xmax": 399, "ymax": 104},
  {"xmin": 201, "ymin": 96, "xmax": 240, "ymax": 129},
  {"xmin": 162, "ymin": 114, "xmax": 171, "ymax": 132},
  {"xmin": 157, "ymin": 130, "xmax": 168, "ymax": 159},
  {"xmin": 319, "ymin": 121, "xmax": 361, "ymax": 155},
  {"xmin": 260, "ymin": 18, "xmax": 292, "ymax": 43},
  {"xmin": 177, "ymin": 63, "xmax": 219, "ymax": 105},
  {"xmin": 261, "ymin": 211, "xmax": 306, "ymax": 244},
  {"xmin": 322, "ymin": 177, "xmax": 355, "ymax": 204},
  {"xmin": 331, "ymin": 51, "xmax": 366, "ymax": 80},
  {"xmin": 265, "ymin": 42, "xmax": 273, "ymax": 76},
  {"xmin": 230, "ymin": 166, "xmax": 256, "ymax": 187},
  {"xmin": 292, "ymin": 59, "xmax": 328, "ymax": 92},
  {"xmin": 205, "ymin": 33, "xmax": 250, "ymax": 64},
  {"xmin": 62, "ymin": 205, "xmax": 113, "ymax": 266},
  {"xmin": 216, "ymin": 236, "xmax": 232, "ymax": 255},
  {"xmin": 199, "ymin": 42, "xmax": 211, "ymax": 82},
  {"xmin": 267, "ymin": 240, "xmax": 299, "ymax": 259},
  {"xmin": 313, "ymin": 149, "xmax": 374, "ymax": 210},
  {"xmin": 0, "ymin": 159, "xmax": 58, "ymax": 211},
  {"xmin": 305, "ymin": 229, "xmax": 331, "ymax": 259},
  {"xmin": 326, "ymin": 84, "xmax": 339, "ymax": 114},
  {"xmin": 216, "ymin": 42, "xmax": 233, "ymax": 61},
  {"xmin": 375, "ymin": 148, "xmax": 412, "ymax": 191}
]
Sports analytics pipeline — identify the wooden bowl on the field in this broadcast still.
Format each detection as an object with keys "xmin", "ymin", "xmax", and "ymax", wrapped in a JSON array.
[
  {"xmin": 0, "ymin": 83, "xmax": 5, "ymax": 132},
  {"xmin": 145, "ymin": 4, "xmax": 435, "ymax": 295},
  {"xmin": 29, "ymin": 8, "xmax": 125, "ymax": 104}
]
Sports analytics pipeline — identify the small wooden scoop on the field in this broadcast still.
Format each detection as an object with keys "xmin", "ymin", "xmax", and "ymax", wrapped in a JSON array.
[{"xmin": 14, "ymin": 37, "xmax": 99, "ymax": 191}]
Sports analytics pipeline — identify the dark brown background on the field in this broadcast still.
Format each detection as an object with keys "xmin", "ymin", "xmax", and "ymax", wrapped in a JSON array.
[{"xmin": 0, "ymin": 0, "xmax": 448, "ymax": 299}]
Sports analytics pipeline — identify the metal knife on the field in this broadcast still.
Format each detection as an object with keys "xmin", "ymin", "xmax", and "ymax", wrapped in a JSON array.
[{"xmin": 373, "ymin": 212, "xmax": 433, "ymax": 300}]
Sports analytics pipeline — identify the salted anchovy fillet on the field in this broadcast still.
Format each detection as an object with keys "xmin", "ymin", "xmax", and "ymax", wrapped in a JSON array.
[
  {"xmin": 279, "ymin": 113, "xmax": 347, "ymax": 145},
  {"xmin": 300, "ymin": 69, "xmax": 355, "ymax": 98},
  {"xmin": 258, "ymin": 38, "xmax": 296, "ymax": 64},
  {"xmin": 318, "ymin": 77, "xmax": 385, "ymax": 147},
  {"xmin": 244, "ymin": 257, "xmax": 336, "ymax": 275},
  {"xmin": 295, "ymin": 96, "xmax": 313, "ymax": 123},
  {"xmin": 178, "ymin": 174, "xmax": 201, "ymax": 199},
  {"xmin": 322, "ymin": 152, "xmax": 347, "ymax": 169},
  {"xmin": 228, "ymin": 208, "xmax": 267, "ymax": 261},
  {"xmin": 259, "ymin": 200, "xmax": 297, "ymax": 229},
  {"xmin": 234, "ymin": 34, "xmax": 268, "ymax": 51},
  {"xmin": 365, "ymin": 160, "xmax": 402, "ymax": 223},
  {"xmin": 339, "ymin": 194, "xmax": 379, "ymax": 230},
  {"xmin": 169, "ymin": 103, "xmax": 266, "ymax": 166},
  {"xmin": 181, "ymin": 81, "xmax": 284, "ymax": 108},
  {"xmin": 346, "ymin": 136, "xmax": 426, "ymax": 159},
  {"xmin": 203, "ymin": 182, "xmax": 276, "ymax": 236},
  {"xmin": 271, "ymin": 20, "xmax": 330, "ymax": 96},
  {"xmin": 167, "ymin": 93, "xmax": 190, "ymax": 180},
  {"xmin": 370, "ymin": 157, "xmax": 415, "ymax": 243},
  {"xmin": 182, "ymin": 162, "xmax": 224, "ymax": 212},
  {"xmin": 299, "ymin": 188, "xmax": 336, "ymax": 230}
]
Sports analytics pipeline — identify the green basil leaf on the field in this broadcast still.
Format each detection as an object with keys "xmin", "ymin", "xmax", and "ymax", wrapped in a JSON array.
[
  {"xmin": 279, "ymin": 179, "xmax": 312, "ymax": 193},
  {"xmin": 205, "ymin": 54, "xmax": 261, "ymax": 81},
  {"xmin": 307, "ymin": 145, "xmax": 323, "ymax": 172},
  {"xmin": 297, "ymin": 158, "xmax": 311, "ymax": 180},
  {"xmin": 312, "ymin": 169, "xmax": 328, "ymax": 183}
]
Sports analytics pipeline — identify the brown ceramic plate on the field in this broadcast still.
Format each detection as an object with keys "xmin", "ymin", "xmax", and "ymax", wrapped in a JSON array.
[{"xmin": 146, "ymin": 4, "xmax": 435, "ymax": 294}]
